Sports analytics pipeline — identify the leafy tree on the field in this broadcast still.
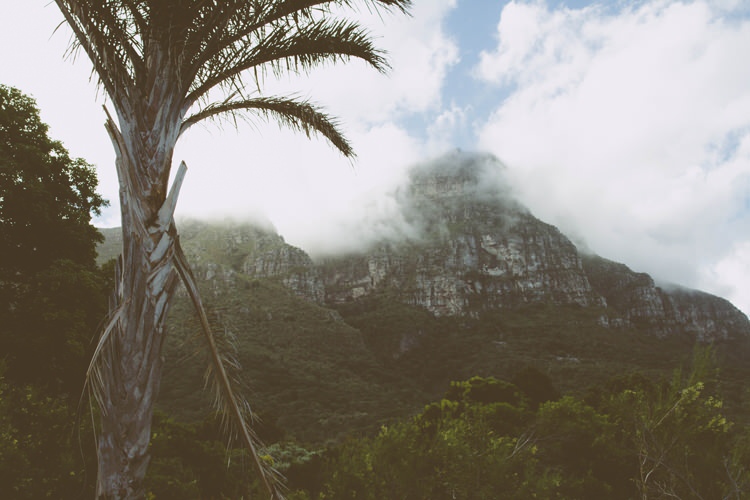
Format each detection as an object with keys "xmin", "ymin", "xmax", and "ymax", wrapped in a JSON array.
[
  {"xmin": 52, "ymin": 1, "xmax": 411, "ymax": 497},
  {"xmin": 321, "ymin": 377, "xmax": 556, "ymax": 500},
  {"xmin": 0, "ymin": 84, "xmax": 107, "ymax": 394},
  {"xmin": 596, "ymin": 349, "xmax": 747, "ymax": 499},
  {"xmin": 0, "ymin": 85, "xmax": 105, "ymax": 272},
  {"xmin": 534, "ymin": 396, "xmax": 625, "ymax": 499},
  {"xmin": 0, "ymin": 368, "xmax": 97, "ymax": 499}
]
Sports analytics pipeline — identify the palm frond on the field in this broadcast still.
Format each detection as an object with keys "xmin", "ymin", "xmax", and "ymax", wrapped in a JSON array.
[
  {"xmin": 54, "ymin": 0, "xmax": 143, "ymax": 101},
  {"xmin": 181, "ymin": 95, "xmax": 353, "ymax": 157},
  {"xmin": 173, "ymin": 238, "xmax": 286, "ymax": 500},
  {"xmin": 56, "ymin": 0, "xmax": 411, "ymax": 154},
  {"xmin": 187, "ymin": 17, "xmax": 387, "ymax": 109},
  {"xmin": 184, "ymin": 0, "xmax": 410, "ymax": 73}
]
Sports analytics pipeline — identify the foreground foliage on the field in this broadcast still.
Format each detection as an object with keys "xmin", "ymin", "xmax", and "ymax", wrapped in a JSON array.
[
  {"xmin": 4, "ymin": 364, "xmax": 748, "ymax": 499},
  {"xmin": 94, "ymin": 357, "xmax": 747, "ymax": 499},
  {"xmin": 0, "ymin": 85, "xmax": 105, "ymax": 498},
  {"xmin": 315, "ymin": 363, "xmax": 750, "ymax": 500}
]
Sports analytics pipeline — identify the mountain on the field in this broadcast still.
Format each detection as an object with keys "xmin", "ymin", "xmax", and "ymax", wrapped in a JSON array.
[
  {"xmin": 318, "ymin": 152, "xmax": 748, "ymax": 341},
  {"xmin": 96, "ymin": 151, "xmax": 750, "ymax": 442}
]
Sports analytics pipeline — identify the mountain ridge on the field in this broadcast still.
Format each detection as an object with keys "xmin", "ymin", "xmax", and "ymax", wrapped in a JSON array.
[
  {"xmin": 95, "ymin": 151, "xmax": 750, "ymax": 441},
  {"xmin": 98, "ymin": 152, "xmax": 749, "ymax": 341}
]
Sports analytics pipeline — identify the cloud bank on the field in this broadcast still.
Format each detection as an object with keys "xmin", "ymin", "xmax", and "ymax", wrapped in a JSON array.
[
  {"xmin": 0, "ymin": 0, "xmax": 459, "ymax": 234},
  {"xmin": 475, "ymin": 0, "xmax": 750, "ymax": 313}
]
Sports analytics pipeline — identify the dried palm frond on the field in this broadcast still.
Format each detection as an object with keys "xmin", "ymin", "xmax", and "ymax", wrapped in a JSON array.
[{"xmin": 173, "ymin": 237, "xmax": 285, "ymax": 499}]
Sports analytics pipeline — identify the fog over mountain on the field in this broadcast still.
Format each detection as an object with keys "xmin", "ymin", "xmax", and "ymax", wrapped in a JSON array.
[
  {"xmin": 127, "ymin": 150, "xmax": 748, "ymax": 343},
  {"xmin": 290, "ymin": 151, "xmax": 520, "ymax": 258},
  {"xmin": 265, "ymin": 150, "xmax": 750, "ymax": 319},
  {"xmin": 96, "ymin": 149, "xmax": 750, "ymax": 443},
  {"xmin": 5, "ymin": 1, "xmax": 749, "ymax": 316}
]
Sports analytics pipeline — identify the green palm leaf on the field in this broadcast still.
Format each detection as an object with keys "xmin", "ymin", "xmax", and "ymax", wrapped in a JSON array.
[{"xmin": 181, "ymin": 95, "xmax": 353, "ymax": 156}]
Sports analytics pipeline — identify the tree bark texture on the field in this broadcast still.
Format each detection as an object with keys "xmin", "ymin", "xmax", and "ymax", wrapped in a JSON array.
[
  {"xmin": 95, "ymin": 76, "xmax": 184, "ymax": 498},
  {"xmin": 96, "ymin": 228, "xmax": 178, "ymax": 499}
]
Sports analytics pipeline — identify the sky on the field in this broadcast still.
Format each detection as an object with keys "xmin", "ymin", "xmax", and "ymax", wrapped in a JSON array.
[{"xmin": 1, "ymin": 0, "xmax": 750, "ymax": 315}]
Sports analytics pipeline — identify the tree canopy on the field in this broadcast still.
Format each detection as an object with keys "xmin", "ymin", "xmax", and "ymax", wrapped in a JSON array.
[
  {"xmin": 0, "ymin": 84, "xmax": 108, "ymax": 393},
  {"xmin": 0, "ymin": 85, "xmax": 106, "ymax": 273}
]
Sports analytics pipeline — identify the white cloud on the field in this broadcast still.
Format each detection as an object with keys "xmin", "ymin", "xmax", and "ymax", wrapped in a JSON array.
[
  {"xmin": 0, "ymin": 0, "xmax": 459, "ymax": 242},
  {"xmin": 170, "ymin": 0, "xmax": 460, "ymax": 254},
  {"xmin": 426, "ymin": 103, "xmax": 468, "ymax": 153},
  {"xmin": 174, "ymin": 120, "xmax": 424, "ymax": 256},
  {"xmin": 703, "ymin": 240, "xmax": 750, "ymax": 315},
  {"xmin": 476, "ymin": 0, "xmax": 750, "ymax": 313},
  {"xmin": 263, "ymin": 0, "xmax": 459, "ymax": 127}
]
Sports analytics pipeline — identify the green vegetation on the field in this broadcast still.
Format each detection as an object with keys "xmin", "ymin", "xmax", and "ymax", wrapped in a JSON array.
[
  {"xmin": 0, "ymin": 84, "xmax": 106, "ymax": 497},
  {"xmin": 158, "ymin": 274, "xmax": 425, "ymax": 443},
  {"xmin": 0, "ymin": 370, "xmax": 96, "ymax": 498},
  {"xmin": 144, "ymin": 357, "xmax": 747, "ymax": 499},
  {"xmin": 311, "ymin": 360, "xmax": 750, "ymax": 499},
  {"xmin": 335, "ymin": 294, "xmax": 750, "ymax": 402},
  {"xmin": 0, "ymin": 84, "xmax": 108, "ymax": 394}
]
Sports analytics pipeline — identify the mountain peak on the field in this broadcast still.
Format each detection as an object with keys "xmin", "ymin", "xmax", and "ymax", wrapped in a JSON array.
[{"xmin": 403, "ymin": 150, "xmax": 519, "ymax": 207}]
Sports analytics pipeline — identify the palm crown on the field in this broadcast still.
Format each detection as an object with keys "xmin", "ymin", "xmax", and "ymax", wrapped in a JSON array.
[{"xmin": 56, "ymin": 0, "xmax": 411, "ymax": 158}]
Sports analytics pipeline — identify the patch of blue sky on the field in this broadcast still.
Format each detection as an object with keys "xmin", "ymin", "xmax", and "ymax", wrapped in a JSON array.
[
  {"xmin": 398, "ymin": 0, "xmax": 750, "ymax": 155},
  {"xmin": 704, "ymin": 127, "xmax": 750, "ymax": 169},
  {"xmin": 439, "ymin": 1, "xmax": 507, "ymax": 150},
  {"xmin": 412, "ymin": 0, "xmax": 620, "ymax": 151}
]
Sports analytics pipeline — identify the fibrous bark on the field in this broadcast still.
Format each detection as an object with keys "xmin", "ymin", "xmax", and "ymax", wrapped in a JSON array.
[{"xmin": 93, "ymin": 101, "xmax": 183, "ymax": 497}]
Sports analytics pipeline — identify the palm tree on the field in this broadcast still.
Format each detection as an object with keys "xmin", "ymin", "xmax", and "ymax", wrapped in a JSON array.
[{"xmin": 52, "ymin": 1, "xmax": 411, "ymax": 498}]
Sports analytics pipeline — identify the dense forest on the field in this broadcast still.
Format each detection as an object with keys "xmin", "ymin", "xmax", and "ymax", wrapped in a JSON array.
[
  {"xmin": 0, "ymin": 84, "xmax": 107, "ymax": 498},
  {"xmin": 2, "ymin": 86, "xmax": 750, "ymax": 499}
]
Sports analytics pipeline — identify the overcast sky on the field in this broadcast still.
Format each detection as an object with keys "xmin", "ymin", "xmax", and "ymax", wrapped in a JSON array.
[{"xmin": 2, "ymin": 0, "xmax": 750, "ymax": 315}]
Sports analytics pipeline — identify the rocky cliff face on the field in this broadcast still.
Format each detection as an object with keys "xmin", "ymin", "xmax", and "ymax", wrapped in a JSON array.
[
  {"xmin": 320, "ymin": 152, "xmax": 605, "ymax": 315},
  {"xmin": 137, "ymin": 220, "xmax": 326, "ymax": 304},
  {"xmin": 583, "ymin": 255, "xmax": 748, "ymax": 340},
  {"xmin": 317, "ymin": 151, "xmax": 749, "ymax": 341}
]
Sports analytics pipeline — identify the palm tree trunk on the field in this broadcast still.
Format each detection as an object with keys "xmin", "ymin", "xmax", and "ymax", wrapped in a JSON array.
[
  {"xmin": 96, "ymin": 231, "xmax": 178, "ymax": 499},
  {"xmin": 94, "ymin": 108, "xmax": 182, "ymax": 498}
]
